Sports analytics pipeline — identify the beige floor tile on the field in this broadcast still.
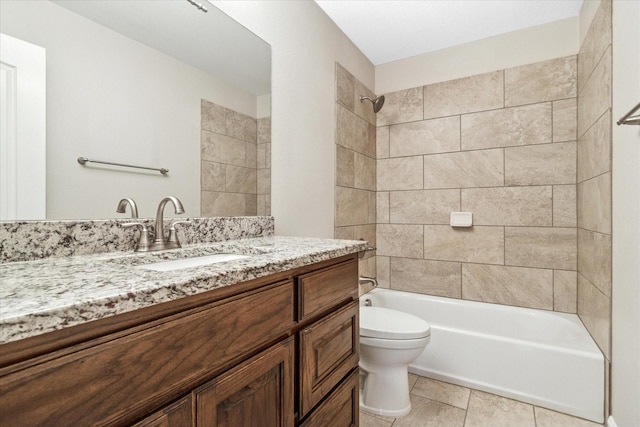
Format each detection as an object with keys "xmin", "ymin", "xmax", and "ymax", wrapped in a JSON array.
[
  {"xmin": 359, "ymin": 411, "xmax": 394, "ymax": 427},
  {"xmin": 409, "ymin": 373, "xmax": 419, "ymax": 390},
  {"xmin": 393, "ymin": 395, "xmax": 466, "ymax": 427},
  {"xmin": 411, "ymin": 377, "xmax": 471, "ymax": 409},
  {"xmin": 464, "ymin": 390, "xmax": 535, "ymax": 427},
  {"xmin": 534, "ymin": 407, "xmax": 603, "ymax": 427}
]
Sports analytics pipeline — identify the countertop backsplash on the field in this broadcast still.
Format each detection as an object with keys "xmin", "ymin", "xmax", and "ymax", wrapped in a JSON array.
[{"xmin": 0, "ymin": 216, "xmax": 274, "ymax": 263}]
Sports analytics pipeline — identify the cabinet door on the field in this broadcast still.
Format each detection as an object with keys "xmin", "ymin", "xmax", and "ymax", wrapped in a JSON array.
[
  {"xmin": 297, "ymin": 259, "xmax": 358, "ymax": 322},
  {"xmin": 299, "ymin": 300, "xmax": 359, "ymax": 417},
  {"xmin": 132, "ymin": 395, "xmax": 193, "ymax": 427},
  {"xmin": 195, "ymin": 337, "xmax": 295, "ymax": 427},
  {"xmin": 299, "ymin": 369, "xmax": 359, "ymax": 427}
]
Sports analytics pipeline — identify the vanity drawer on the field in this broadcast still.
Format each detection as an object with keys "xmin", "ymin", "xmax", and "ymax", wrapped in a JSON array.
[
  {"xmin": 299, "ymin": 300, "xmax": 359, "ymax": 417},
  {"xmin": 299, "ymin": 369, "xmax": 359, "ymax": 427},
  {"xmin": 297, "ymin": 258, "xmax": 358, "ymax": 322},
  {"xmin": 0, "ymin": 281, "xmax": 295, "ymax": 427}
]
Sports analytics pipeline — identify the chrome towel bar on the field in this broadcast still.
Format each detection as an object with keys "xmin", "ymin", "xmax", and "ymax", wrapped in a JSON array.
[
  {"xmin": 617, "ymin": 102, "xmax": 640, "ymax": 126},
  {"xmin": 77, "ymin": 157, "xmax": 169, "ymax": 175}
]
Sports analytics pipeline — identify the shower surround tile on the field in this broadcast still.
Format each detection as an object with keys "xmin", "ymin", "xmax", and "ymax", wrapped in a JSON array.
[
  {"xmin": 354, "ymin": 152, "xmax": 376, "ymax": 191},
  {"xmin": 376, "ymin": 192, "xmax": 390, "ymax": 224},
  {"xmin": 461, "ymin": 103, "xmax": 552, "ymax": 150},
  {"xmin": 504, "ymin": 142, "xmax": 576, "ymax": 186},
  {"xmin": 577, "ymin": 173, "xmax": 612, "ymax": 234},
  {"xmin": 376, "ymin": 126, "xmax": 390, "ymax": 159},
  {"xmin": 336, "ymin": 145, "xmax": 355, "ymax": 187},
  {"xmin": 423, "ymin": 226, "xmax": 504, "ymax": 265},
  {"xmin": 423, "ymin": 149, "xmax": 504, "ymax": 189},
  {"xmin": 377, "ymin": 224, "xmax": 424, "ymax": 258},
  {"xmin": 462, "ymin": 264, "xmax": 553, "ymax": 310},
  {"xmin": 390, "ymin": 190, "xmax": 460, "ymax": 225},
  {"xmin": 504, "ymin": 56, "xmax": 577, "ymax": 107},
  {"xmin": 376, "ymin": 86, "xmax": 423, "ymax": 126},
  {"xmin": 423, "ymin": 70, "xmax": 503, "ymax": 119},
  {"xmin": 577, "ymin": 0, "xmax": 612, "ymax": 93},
  {"xmin": 336, "ymin": 63, "xmax": 355, "ymax": 111},
  {"xmin": 577, "ymin": 229, "xmax": 612, "ymax": 297},
  {"xmin": 377, "ymin": 157, "xmax": 423, "ymax": 191},
  {"xmin": 577, "ymin": 46, "xmax": 612, "ymax": 139},
  {"xmin": 389, "ymin": 116, "xmax": 460, "ymax": 157},
  {"xmin": 578, "ymin": 273, "xmax": 611, "ymax": 359},
  {"xmin": 553, "ymin": 98, "xmax": 578, "ymax": 142},
  {"xmin": 577, "ymin": 112, "xmax": 611, "ymax": 183},
  {"xmin": 337, "ymin": 104, "xmax": 375, "ymax": 157},
  {"xmin": 390, "ymin": 257, "xmax": 462, "ymax": 298},
  {"xmin": 553, "ymin": 185, "xmax": 577, "ymax": 227},
  {"xmin": 505, "ymin": 227, "xmax": 577, "ymax": 270},
  {"xmin": 462, "ymin": 186, "xmax": 552, "ymax": 226},
  {"xmin": 335, "ymin": 186, "xmax": 370, "ymax": 227},
  {"xmin": 554, "ymin": 270, "xmax": 577, "ymax": 313}
]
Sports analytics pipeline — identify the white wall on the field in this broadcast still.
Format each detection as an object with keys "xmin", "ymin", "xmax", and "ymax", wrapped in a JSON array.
[
  {"xmin": 1, "ymin": 0, "xmax": 257, "ymax": 220},
  {"xmin": 375, "ymin": 17, "xmax": 579, "ymax": 94},
  {"xmin": 611, "ymin": 0, "xmax": 640, "ymax": 424},
  {"xmin": 212, "ymin": 1, "xmax": 374, "ymax": 238}
]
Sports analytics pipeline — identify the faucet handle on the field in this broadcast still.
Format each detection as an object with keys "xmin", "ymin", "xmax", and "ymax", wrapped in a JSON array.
[
  {"xmin": 167, "ymin": 220, "xmax": 190, "ymax": 249},
  {"xmin": 122, "ymin": 222, "xmax": 152, "ymax": 252}
]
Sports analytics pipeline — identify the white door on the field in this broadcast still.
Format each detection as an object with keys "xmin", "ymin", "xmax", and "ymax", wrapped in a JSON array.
[{"xmin": 0, "ymin": 33, "xmax": 46, "ymax": 220}]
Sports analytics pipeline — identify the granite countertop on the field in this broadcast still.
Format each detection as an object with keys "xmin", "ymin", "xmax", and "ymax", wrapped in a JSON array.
[{"xmin": 0, "ymin": 236, "xmax": 367, "ymax": 345}]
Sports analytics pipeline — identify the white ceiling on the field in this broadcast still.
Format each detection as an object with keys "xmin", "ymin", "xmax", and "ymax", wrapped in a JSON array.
[{"xmin": 315, "ymin": 0, "xmax": 584, "ymax": 65}]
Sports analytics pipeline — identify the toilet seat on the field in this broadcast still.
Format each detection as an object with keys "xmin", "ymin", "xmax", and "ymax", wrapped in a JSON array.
[{"xmin": 360, "ymin": 306, "xmax": 430, "ymax": 340}]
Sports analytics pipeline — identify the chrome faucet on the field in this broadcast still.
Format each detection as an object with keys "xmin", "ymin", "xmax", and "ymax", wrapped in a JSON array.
[
  {"xmin": 116, "ymin": 198, "xmax": 139, "ymax": 218},
  {"xmin": 150, "ymin": 196, "xmax": 186, "ymax": 251}
]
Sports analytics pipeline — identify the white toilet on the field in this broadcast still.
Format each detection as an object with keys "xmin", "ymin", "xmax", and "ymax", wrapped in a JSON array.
[{"xmin": 359, "ymin": 305, "xmax": 431, "ymax": 417}]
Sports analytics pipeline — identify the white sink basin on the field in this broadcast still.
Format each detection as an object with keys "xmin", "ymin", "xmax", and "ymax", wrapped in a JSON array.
[{"xmin": 136, "ymin": 253, "xmax": 250, "ymax": 272}]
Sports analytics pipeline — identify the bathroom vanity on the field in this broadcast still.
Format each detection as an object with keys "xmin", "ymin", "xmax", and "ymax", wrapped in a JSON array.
[{"xmin": 0, "ymin": 236, "xmax": 365, "ymax": 426}]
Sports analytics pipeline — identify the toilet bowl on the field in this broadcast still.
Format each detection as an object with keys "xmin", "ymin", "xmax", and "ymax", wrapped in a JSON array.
[{"xmin": 359, "ymin": 305, "xmax": 430, "ymax": 417}]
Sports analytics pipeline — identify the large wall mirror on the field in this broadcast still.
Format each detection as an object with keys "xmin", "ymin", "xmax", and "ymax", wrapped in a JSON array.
[{"xmin": 0, "ymin": 0, "xmax": 271, "ymax": 221}]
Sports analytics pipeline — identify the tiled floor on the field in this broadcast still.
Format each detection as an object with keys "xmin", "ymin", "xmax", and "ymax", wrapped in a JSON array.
[{"xmin": 360, "ymin": 374, "xmax": 603, "ymax": 427}]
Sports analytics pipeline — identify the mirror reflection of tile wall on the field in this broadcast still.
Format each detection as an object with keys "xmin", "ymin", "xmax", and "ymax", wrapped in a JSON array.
[{"xmin": 201, "ymin": 100, "xmax": 270, "ymax": 216}]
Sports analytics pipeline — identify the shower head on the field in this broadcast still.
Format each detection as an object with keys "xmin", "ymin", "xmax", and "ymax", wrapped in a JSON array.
[{"xmin": 359, "ymin": 95, "xmax": 385, "ymax": 113}]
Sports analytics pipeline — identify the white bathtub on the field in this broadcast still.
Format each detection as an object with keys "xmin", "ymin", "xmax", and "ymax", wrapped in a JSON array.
[{"xmin": 362, "ymin": 288, "xmax": 605, "ymax": 423}]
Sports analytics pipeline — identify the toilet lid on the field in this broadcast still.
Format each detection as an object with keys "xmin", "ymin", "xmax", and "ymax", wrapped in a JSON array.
[{"xmin": 360, "ymin": 306, "xmax": 430, "ymax": 340}]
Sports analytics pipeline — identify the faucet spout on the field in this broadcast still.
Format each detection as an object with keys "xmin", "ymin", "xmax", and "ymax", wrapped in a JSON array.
[
  {"xmin": 116, "ymin": 198, "xmax": 139, "ymax": 218},
  {"xmin": 153, "ymin": 196, "xmax": 185, "ymax": 247}
]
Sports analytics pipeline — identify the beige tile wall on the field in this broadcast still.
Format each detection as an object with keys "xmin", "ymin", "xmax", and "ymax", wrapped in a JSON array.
[
  {"xmin": 335, "ymin": 64, "xmax": 377, "ymax": 279},
  {"xmin": 375, "ymin": 55, "xmax": 579, "ymax": 313},
  {"xmin": 201, "ymin": 99, "xmax": 259, "ymax": 216},
  {"xmin": 577, "ymin": 0, "xmax": 612, "ymax": 361}
]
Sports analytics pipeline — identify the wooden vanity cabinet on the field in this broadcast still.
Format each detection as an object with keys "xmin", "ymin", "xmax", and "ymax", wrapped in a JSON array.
[
  {"xmin": 194, "ymin": 336, "xmax": 295, "ymax": 427},
  {"xmin": 296, "ymin": 257, "xmax": 360, "ymax": 425},
  {"xmin": 0, "ymin": 253, "xmax": 360, "ymax": 427},
  {"xmin": 132, "ymin": 395, "xmax": 193, "ymax": 427}
]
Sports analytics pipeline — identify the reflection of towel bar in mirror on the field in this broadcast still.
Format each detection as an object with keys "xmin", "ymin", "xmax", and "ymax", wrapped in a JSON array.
[
  {"xmin": 77, "ymin": 157, "xmax": 169, "ymax": 175},
  {"xmin": 617, "ymin": 102, "xmax": 640, "ymax": 126}
]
